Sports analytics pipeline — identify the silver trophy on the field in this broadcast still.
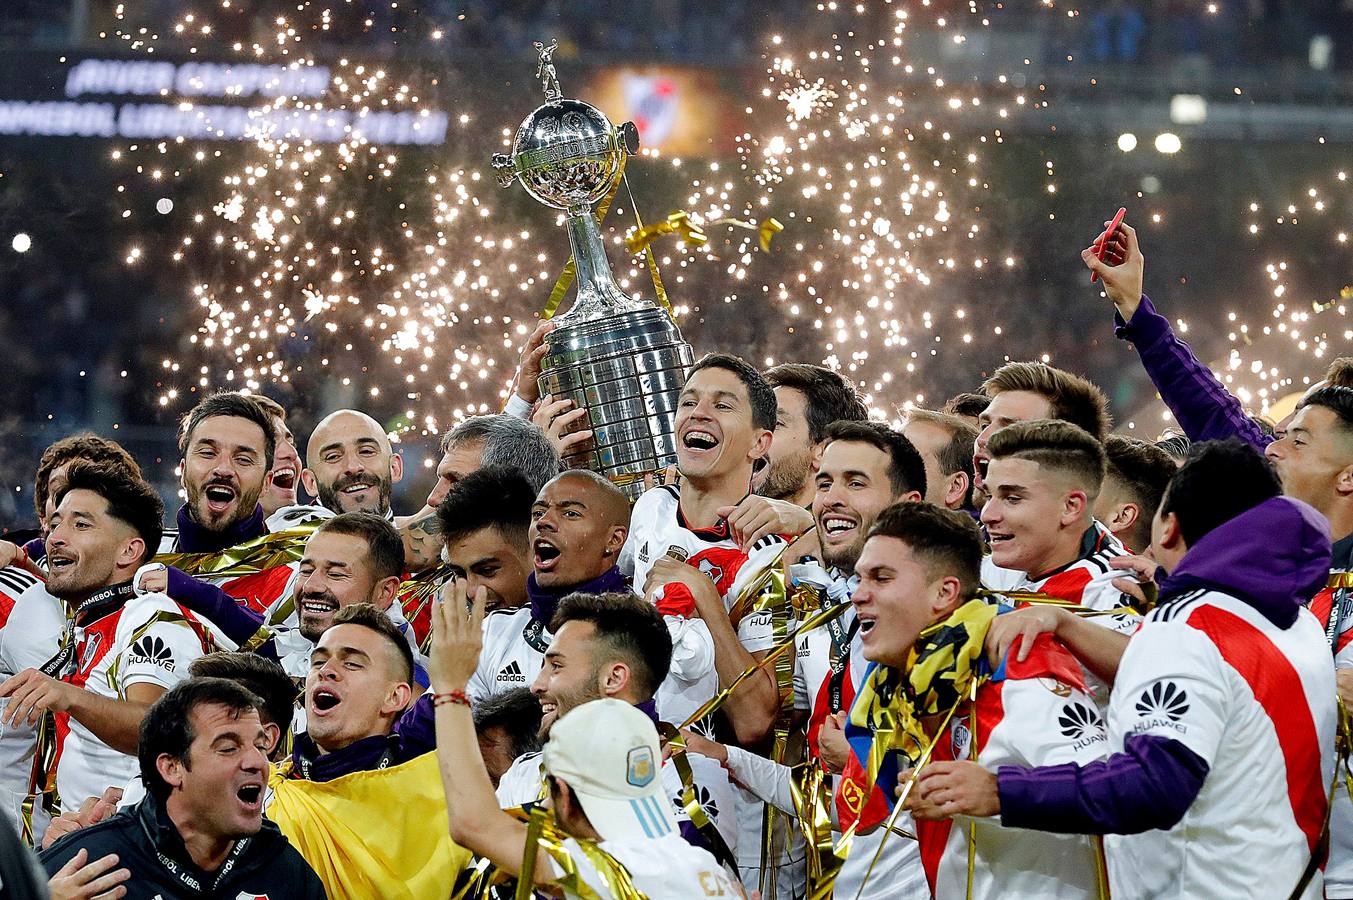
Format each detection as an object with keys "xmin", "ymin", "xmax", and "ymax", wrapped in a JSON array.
[{"xmin": 493, "ymin": 41, "xmax": 693, "ymax": 497}]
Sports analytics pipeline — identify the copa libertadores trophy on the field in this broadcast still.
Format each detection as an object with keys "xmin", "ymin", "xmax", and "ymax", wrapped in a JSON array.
[{"xmin": 493, "ymin": 40, "xmax": 693, "ymax": 497}]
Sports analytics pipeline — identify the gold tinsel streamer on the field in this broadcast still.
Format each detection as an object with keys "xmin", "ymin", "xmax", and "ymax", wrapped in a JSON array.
[
  {"xmin": 624, "ymin": 211, "xmax": 709, "ymax": 255},
  {"xmin": 659, "ymin": 724, "xmax": 738, "ymax": 872},
  {"xmin": 154, "ymin": 526, "xmax": 316, "ymax": 578}
]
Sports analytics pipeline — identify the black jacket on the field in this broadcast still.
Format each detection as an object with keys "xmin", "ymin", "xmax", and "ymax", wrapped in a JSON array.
[{"xmin": 39, "ymin": 792, "xmax": 326, "ymax": 900}]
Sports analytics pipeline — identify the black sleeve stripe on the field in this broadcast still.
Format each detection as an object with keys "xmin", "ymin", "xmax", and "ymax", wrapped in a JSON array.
[
  {"xmin": 751, "ymin": 534, "xmax": 787, "ymax": 552},
  {"xmin": 0, "ymin": 568, "xmax": 39, "ymax": 594}
]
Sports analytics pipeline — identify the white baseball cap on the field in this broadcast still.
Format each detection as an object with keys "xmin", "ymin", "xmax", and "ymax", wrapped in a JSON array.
[{"xmin": 542, "ymin": 698, "xmax": 678, "ymax": 842}]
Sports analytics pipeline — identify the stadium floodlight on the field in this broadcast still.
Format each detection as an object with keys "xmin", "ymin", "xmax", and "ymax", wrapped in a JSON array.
[{"xmin": 1155, "ymin": 133, "xmax": 1182, "ymax": 154}]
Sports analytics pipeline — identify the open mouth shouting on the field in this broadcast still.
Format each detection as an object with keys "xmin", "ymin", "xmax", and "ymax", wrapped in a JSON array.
[
  {"xmin": 310, "ymin": 685, "xmax": 342, "ymax": 716},
  {"xmin": 203, "ymin": 481, "xmax": 238, "ymax": 516},
  {"xmin": 972, "ymin": 452, "xmax": 990, "ymax": 491},
  {"xmin": 270, "ymin": 466, "xmax": 297, "ymax": 491},
  {"xmin": 235, "ymin": 779, "xmax": 265, "ymax": 815},
  {"xmin": 47, "ymin": 551, "xmax": 77, "ymax": 574},
  {"xmin": 533, "ymin": 537, "xmax": 563, "ymax": 572}
]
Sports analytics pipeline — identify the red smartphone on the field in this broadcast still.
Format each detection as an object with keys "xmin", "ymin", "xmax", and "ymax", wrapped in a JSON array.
[{"xmin": 1090, "ymin": 206, "xmax": 1128, "ymax": 283}]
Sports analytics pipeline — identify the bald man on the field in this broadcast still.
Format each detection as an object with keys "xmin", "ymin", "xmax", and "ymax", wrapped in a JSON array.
[
  {"xmin": 469, "ymin": 469, "xmax": 632, "ymax": 699},
  {"xmin": 302, "ymin": 410, "xmax": 404, "ymax": 518}
]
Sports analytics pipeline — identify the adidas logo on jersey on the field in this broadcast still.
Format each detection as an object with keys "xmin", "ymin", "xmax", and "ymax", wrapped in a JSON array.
[
  {"xmin": 638, "ymin": 542, "xmax": 650, "ymax": 564},
  {"xmin": 1058, "ymin": 701, "xmax": 1106, "ymax": 752},
  {"xmin": 127, "ymin": 635, "xmax": 175, "ymax": 672},
  {"xmin": 1132, "ymin": 680, "xmax": 1190, "ymax": 735},
  {"xmin": 497, "ymin": 661, "xmax": 528, "ymax": 684}
]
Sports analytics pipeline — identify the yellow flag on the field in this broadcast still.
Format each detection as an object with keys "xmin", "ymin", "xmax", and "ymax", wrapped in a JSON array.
[{"xmin": 268, "ymin": 752, "xmax": 472, "ymax": 900}]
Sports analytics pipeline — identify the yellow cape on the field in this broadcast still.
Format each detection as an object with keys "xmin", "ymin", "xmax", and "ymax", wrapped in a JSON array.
[{"xmin": 268, "ymin": 751, "xmax": 472, "ymax": 899}]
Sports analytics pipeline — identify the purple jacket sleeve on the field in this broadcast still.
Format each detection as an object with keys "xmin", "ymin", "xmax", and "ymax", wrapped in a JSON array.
[
  {"xmin": 996, "ymin": 733, "xmax": 1209, "ymax": 834},
  {"xmin": 394, "ymin": 692, "xmax": 437, "ymax": 758},
  {"xmin": 1115, "ymin": 295, "xmax": 1270, "ymax": 450},
  {"xmin": 165, "ymin": 567, "xmax": 280, "ymax": 662}
]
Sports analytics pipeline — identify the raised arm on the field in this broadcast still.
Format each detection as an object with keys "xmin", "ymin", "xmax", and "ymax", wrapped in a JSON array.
[
  {"xmin": 1085, "ymin": 221, "xmax": 1269, "ymax": 450},
  {"xmin": 430, "ymin": 578, "xmax": 554, "ymax": 886}
]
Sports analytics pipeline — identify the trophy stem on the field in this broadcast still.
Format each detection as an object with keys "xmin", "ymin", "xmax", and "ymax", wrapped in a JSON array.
[{"xmin": 558, "ymin": 203, "xmax": 643, "ymax": 322}]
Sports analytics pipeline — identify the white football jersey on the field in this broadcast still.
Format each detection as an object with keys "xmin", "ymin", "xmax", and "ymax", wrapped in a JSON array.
[
  {"xmin": 467, "ymin": 606, "xmax": 548, "ymax": 701},
  {"xmin": 0, "ymin": 568, "xmax": 64, "ymax": 836},
  {"xmin": 56, "ymin": 594, "xmax": 218, "ymax": 810},
  {"xmin": 624, "ymin": 485, "xmax": 785, "ymax": 726},
  {"xmin": 557, "ymin": 833, "xmax": 742, "ymax": 900},
  {"xmin": 497, "ymin": 746, "xmax": 740, "ymax": 857},
  {"xmin": 1104, "ymin": 590, "xmax": 1335, "ymax": 900}
]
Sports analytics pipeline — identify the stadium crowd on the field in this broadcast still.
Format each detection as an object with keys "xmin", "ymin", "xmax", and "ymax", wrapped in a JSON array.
[{"xmin": 1, "ymin": 219, "xmax": 1351, "ymax": 899}]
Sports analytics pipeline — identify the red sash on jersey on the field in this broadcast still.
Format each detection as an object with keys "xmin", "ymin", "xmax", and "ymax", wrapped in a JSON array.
[
  {"xmin": 656, "ymin": 546, "xmax": 751, "ymax": 617},
  {"xmin": 219, "ymin": 565, "xmax": 295, "ymax": 615}
]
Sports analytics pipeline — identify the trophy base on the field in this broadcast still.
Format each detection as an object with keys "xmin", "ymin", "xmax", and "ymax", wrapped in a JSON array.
[{"xmin": 538, "ymin": 307, "xmax": 694, "ymax": 500}]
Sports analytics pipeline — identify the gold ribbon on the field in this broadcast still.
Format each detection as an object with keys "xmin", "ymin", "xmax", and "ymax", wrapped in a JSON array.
[
  {"xmin": 1329, "ymin": 572, "xmax": 1353, "ymax": 589},
  {"xmin": 624, "ymin": 211, "xmax": 708, "ymax": 255},
  {"xmin": 679, "ymin": 599, "xmax": 851, "ymax": 732},
  {"xmin": 711, "ymin": 216, "xmax": 785, "ymax": 253},
  {"xmin": 541, "ymin": 156, "xmax": 673, "ymax": 320},
  {"xmin": 154, "ymin": 526, "xmax": 315, "ymax": 578},
  {"xmin": 658, "ymin": 724, "xmax": 738, "ymax": 873},
  {"xmin": 514, "ymin": 806, "xmax": 648, "ymax": 900}
]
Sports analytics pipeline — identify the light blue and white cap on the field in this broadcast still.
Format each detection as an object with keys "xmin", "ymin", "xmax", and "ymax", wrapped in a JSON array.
[{"xmin": 542, "ymin": 698, "xmax": 678, "ymax": 842}]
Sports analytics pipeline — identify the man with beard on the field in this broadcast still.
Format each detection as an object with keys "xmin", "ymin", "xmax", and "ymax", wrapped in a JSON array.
[
  {"xmin": 253, "ymin": 395, "xmax": 303, "ymax": 520},
  {"xmin": 39, "ymin": 678, "xmax": 324, "ymax": 899},
  {"xmin": 903, "ymin": 408, "xmax": 979, "ymax": 515},
  {"xmin": 683, "ymin": 420, "xmax": 929, "ymax": 899},
  {"xmin": 302, "ymin": 409, "xmax": 404, "ymax": 518},
  {"xmin": 165, "ymin": 393, "xmax": 276, "ymax": 553},
  {"xmin": 0, "ymin": 463, "xmax": 217, "ymax": 820},
  {"xmin": 467, "ymin": 469, "xmax": 630, "ymax": 700},
  {"xmin": 756, "ymin": 363, "xmax": 868, "ymax": 507},
  {"xmin": 489, "ymin": 588, "xmax": 740, "ymax": 860},
  {"xmin": 160, "ymin": 392, "xmax": 300, "ymax": 615}
]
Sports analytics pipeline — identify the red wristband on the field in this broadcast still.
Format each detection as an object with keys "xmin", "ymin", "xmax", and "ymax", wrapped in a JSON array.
[{"xmin": 433, "ymin": 689, "xmax": 471, "ymax": 709}]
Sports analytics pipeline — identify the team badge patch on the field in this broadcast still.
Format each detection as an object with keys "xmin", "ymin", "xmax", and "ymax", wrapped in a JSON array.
[
  {"xmin": 626, "ymin": 746, "xmax": 656, "ymax": 788},
  {"xmin": 951, "ymin": 720, "xmax": 972, "ymax": 759},
  {"xmin": 1037, "ymin": 677, "xmax": 1073, "ymax": 698}
]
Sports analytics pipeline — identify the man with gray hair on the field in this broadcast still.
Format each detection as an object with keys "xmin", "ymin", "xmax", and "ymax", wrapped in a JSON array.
[{"xmin": 398, "ymin": 415, "xmax": 560, "ymax": 573}]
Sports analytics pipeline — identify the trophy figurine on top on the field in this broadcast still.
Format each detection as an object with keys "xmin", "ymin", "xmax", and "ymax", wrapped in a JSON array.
[{"xmin": 492, "ymin": 40, "xmax": 694, "ymax": 499}]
